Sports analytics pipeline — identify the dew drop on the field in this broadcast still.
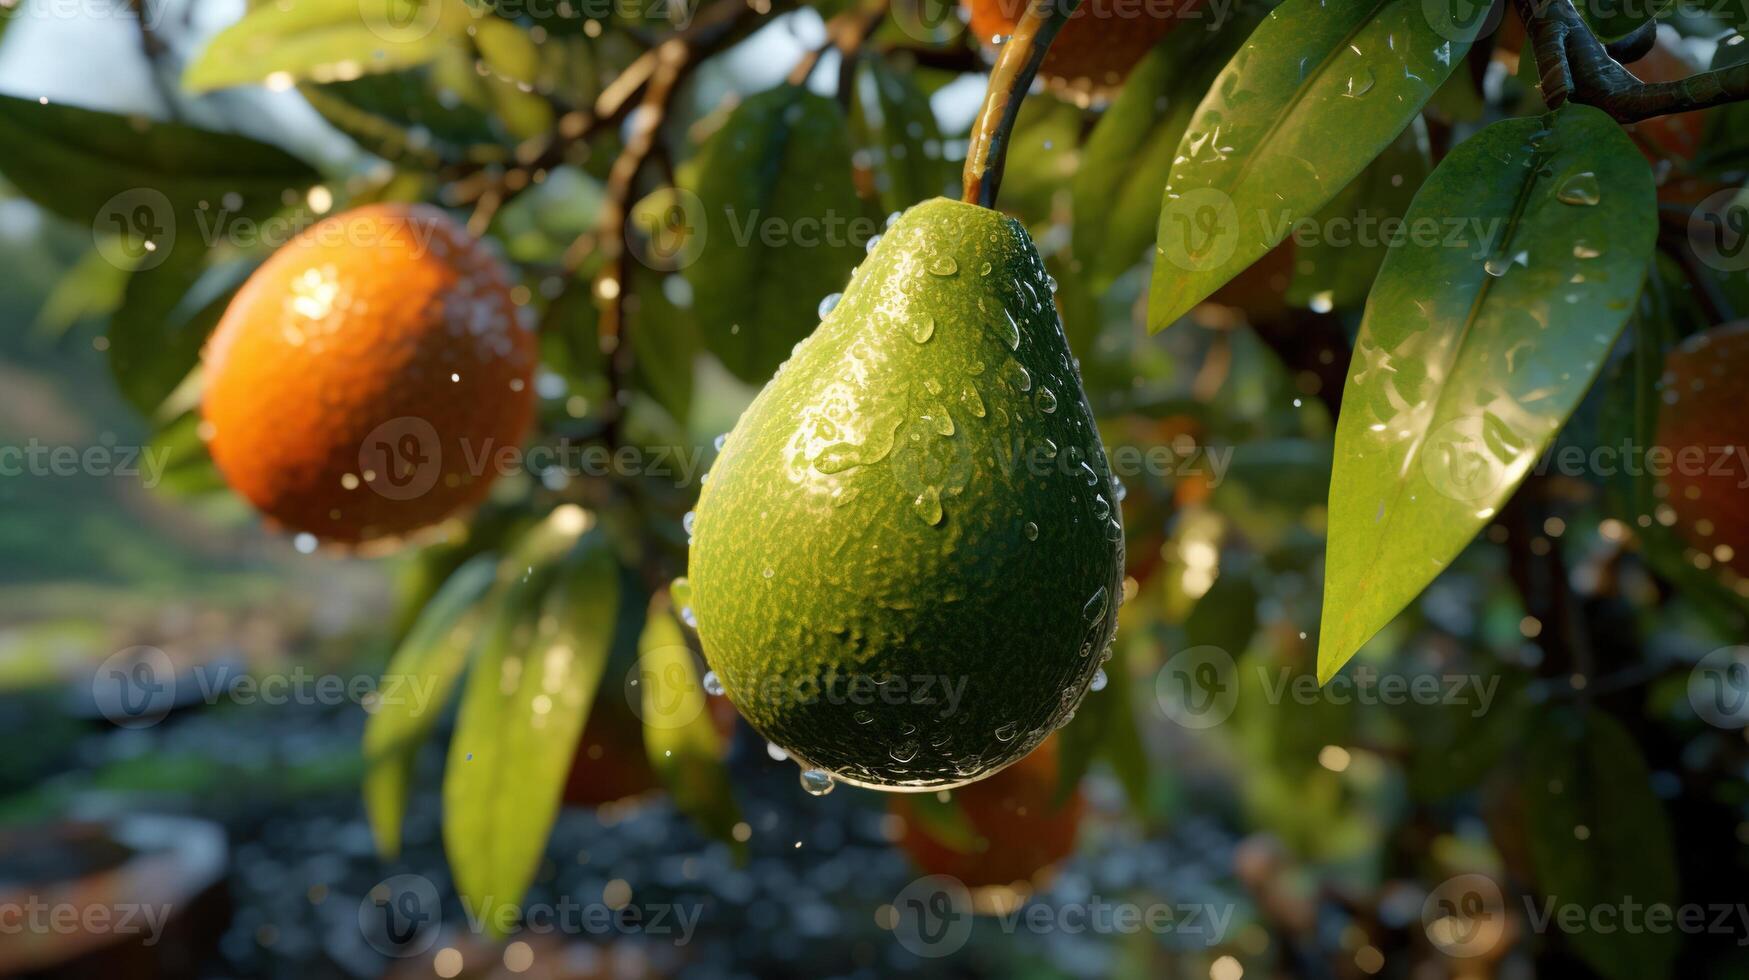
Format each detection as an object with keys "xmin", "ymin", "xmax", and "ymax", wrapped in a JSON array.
[
  {"xmin": 680, "ymin": 606, "xmax": 698, "ymax": 628},
  {"xmin": 960, "ymin": 381, "xmax": 986, "ymax": 418},
  {"xmin": 713, "ymin": 433, "xmax": 727, "ymax": 451},
  {"xmin": 1573, "ymin": 241, "xmax": 1602, "ymax": 259},
  {"xmin": 702, "ymin": 670, "xmax": 724, "ymax": 695},
  {"xmin": 682, "ymin": 510, "xmax": 697, "ymax": 538},
  {"xmin": 979, "ymin": 260, "xmax": 992, "ymax": 276},
  {"xmin": 889, "ymin": 740, "xmax": 919, "ymax": 763},
  {"xmin": 766, "ymin": 741, "xmax": 789, "ymax": 761},
  {"xmin": 911, "ymin": 315, "xmax": 936, "ymax": 344},
  {"xmin": 1483, "ymin": 254, "xmax": 1512, "ymax": 277},
  {"xmin": 854, "ymin": 709, "xmax": 873, "ymax": 725},
  {"xmin": 817, "ymin": 292, "xmax": 842, "ymax": 318},
  {"xmin": 1024, "ymin": 521, "xmax": 1039, "ymax": 540},
  {"xmin": 913, "ymin": 486, "xmax": 944, "ymax": 526},
  {"xmin": 1002, "ymin": 360, "xmax": 1032, "ymax": 392},
  {"xmin": 1035, "ymin": 386, "xmax": 1058, "ymax": 414},
  {"xmin": 1091, "ymin": 669, "xmax": 1108, "ymax": 692},
  {"xmin": 1083, "ymin": 585, "xmax": 1109, "ymax": 623},
  {"xmin": 1091, "ymin": 494, "xmax": 1110, "ymax": 519},
  {"xmin": 994, "ymin": 722, "xmax": 1019, "ymax": 742},
  {"xmin": 928, "ymin": 254, "xmax": 958, "ymax": 276},
  {"xmin": 865, "ymin": 233, "xmax": 882, "ymax": 254},
  {"xmin": 1046, "ymin": 274, "xmax": 1058, "ymax": 294},
  {"xmin": 1556, "ymin": 171, "xmax": 1601, "ymax": 206},
  {"xmin": 799, "ymin": 769, "xmax": 836, "ymax": 796},
  {"xmin": 1342, "ymin": 66, "xmax": 1376, "ymax": 98}
]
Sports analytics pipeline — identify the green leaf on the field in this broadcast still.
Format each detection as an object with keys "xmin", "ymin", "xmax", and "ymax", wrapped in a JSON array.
[
  {"xmin": 638, "ymin": 597, "xmax": 744, "ymax": 857},
  {"xmin": 1071, "ymin": 8, "xmax": 1257, "ymax": 288},
  {"xmin": 443, "ymin": 520, "xmax": 618, "ymax": 934},
  {"xmin": 108, "ymin": 251, "xmax": 253, "ymax": 416},
  {"xmin": 184, "ymin": 0, "xmax": 469, "ymax": 93},
  {"xmin": 629, "ymin": 263, "xmax": 699, "ymax": 427},
  {"xmin": 362, "ymin": 553, "xmax": 499, "ymax": 858},
  {"xmin": 1285, "ymin": 117, "xmax": 1432, "ymax": 311},
  {"xmin": 684, "ymin": 85, "xmax": 864, "ymax": 383},
  {"xmin": 849, "ymin": 54, "xmax": 953, "ymax": 216},
  {"xmin": 1523, "ymin": 709, "xmax": 1679, "ymax": 980},
  {"xmin": 1318, "ymin": 105, "xmax": 1656, "ymax": 682},
  {"xmin": 0, "ymin": 93, "xmax": 317, "ymax": 227},
  {"xmin": 1149, "ymin": 0, "xmax": 1478, "ymax": 329}
]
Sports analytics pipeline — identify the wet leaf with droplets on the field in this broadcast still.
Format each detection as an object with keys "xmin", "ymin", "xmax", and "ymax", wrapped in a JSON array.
[{"xmin": 1318, "ymin": 105, "xmax": 1655, "ymax": 683}]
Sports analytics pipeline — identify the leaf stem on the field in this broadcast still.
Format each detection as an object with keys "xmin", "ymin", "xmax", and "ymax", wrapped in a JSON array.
[{"xmin": 961, "ymin": 0, "xmax": 1081, "ymax": 208}]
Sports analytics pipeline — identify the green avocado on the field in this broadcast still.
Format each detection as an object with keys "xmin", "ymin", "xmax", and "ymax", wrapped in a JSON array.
[{"xmin": 687, "ymin": 197, "xmax": 1123, "ymax": 790}]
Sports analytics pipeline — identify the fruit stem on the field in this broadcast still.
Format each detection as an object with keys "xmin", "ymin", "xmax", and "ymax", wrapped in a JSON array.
[{"xmin": 960, "ymin": 0, "xmax": 1082, "ymax": 208}]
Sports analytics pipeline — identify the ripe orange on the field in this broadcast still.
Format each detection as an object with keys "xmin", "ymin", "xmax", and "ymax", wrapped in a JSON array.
[
  {"xmin": 202, "ymin": 203, "xmax": 536, "ymax": 545},
  {"xmin": 1654, "ymin": 322, "xmax": 1749, "ymax": 577},
  {"xmin": 965, "ymin": 0, "xmax": 1204, "ymax": 91},
  {"xmin": 890, "ymin": 734, "xmax": 1084, "ymax": 898}
]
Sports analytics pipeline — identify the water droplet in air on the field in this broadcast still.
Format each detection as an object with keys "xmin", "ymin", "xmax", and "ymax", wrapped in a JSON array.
[
  {"xmin": 799, "ymin": 769, "xmax": 835, "ymax": 795},
  {"xmin": 1556, "ymin": 172, "xmax": 1600, "ymax": 206}
]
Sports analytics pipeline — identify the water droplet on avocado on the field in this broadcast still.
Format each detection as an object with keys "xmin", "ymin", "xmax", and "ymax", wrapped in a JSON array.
[
  {"xmin": 911, "ymin": 315, "xmax": 935, "ymax": 344},
  {"xmin": 928, "ymin": 254, "xmax": 958, "ymax": 276},
  {"xmin": 1090, "ymin": 669, "xmax": 1108, "ymax": 692},
  {"xmin": 817, "ymin": 292, "xmax": 841, "ymax": 318},
  {"xmin": 1083, "ymin": 586, "xmax": 1109, "ymax": 622},
  {"xmin": 890, "ymin": 740, "xmax": 919, "ymax": 762},
  {"xmin": 702, "ymin": 670, "xmax": 724, "ymax": 695},
  {"xmin": 1003, "ymin": 360, "xmax": 1031, "ymax": 392},
  {"xmin": 799, "ymin": 769, "xmax": 835, "ymax": 795},
  {"xmin": 994, "ymin": 722, "xmax": 1019, "ymax": 742},
  {"xmin": 1035, "ymin": 386, "xmax": 1058, "ymax": 414},
  {"xmin": 913, "ymin": 486, "xmax": 944, "ymax": 526},
  {"xmin": 1024, "ymin": 521, "xmax": 1039, "ymax": 540}
]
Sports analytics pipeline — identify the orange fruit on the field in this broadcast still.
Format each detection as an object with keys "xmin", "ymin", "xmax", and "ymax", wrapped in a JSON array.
[
  {"xmin": 1624, "ymin": 41, "xmax": 1712, "ymax": 168},
  {"xmin": 202, "ymin": 203, "xmax": 536, "ymax": 545},
  {"xmin": 965, "ymin": 0, "xmax": 1204, "ymax": 92},
  {"xmin": 1654, "ymin": 322, "xmax": 1749, "ymax": 577},
  {"xmin": 890, "ymin": 734, "xmax": 1083, "ymax": 897}
]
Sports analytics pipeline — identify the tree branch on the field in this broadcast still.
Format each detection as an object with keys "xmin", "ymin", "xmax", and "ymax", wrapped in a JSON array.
[{"xmin": 1515, "ymin": 0, "xmax": 1749, "ymax": 122}]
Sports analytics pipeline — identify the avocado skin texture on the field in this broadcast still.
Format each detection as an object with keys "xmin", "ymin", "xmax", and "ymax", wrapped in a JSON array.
[{"xmin": 688, "ymin": 197, "xmax": 1123, "ymax": 790}]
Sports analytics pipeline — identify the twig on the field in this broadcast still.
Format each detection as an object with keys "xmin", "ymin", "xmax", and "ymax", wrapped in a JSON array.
[
  {"xmin": 127, "ymin": 0, "xmax": 184, "ymax": 122},
  {"xmin": 961, "ymin": 0, "xmax": 1082, "ymax": 207},
  {"xmin": 1515, "ymin": 0, "xmax": 1749, "ymax": 122}
]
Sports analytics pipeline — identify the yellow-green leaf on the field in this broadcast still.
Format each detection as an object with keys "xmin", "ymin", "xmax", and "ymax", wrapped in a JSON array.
[{"xmin": 638, "ymin": 597, "xmax": 744, "ymax": 858}]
